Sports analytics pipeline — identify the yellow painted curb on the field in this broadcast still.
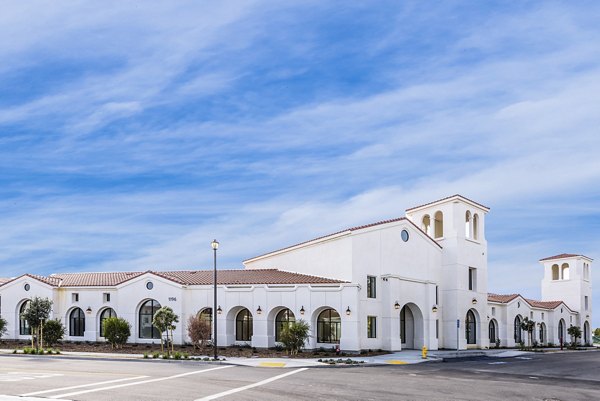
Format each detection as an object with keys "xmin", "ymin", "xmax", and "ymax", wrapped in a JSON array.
[
  {"xmin": 259, "ymin": 362, "xmax": 287, "ymax": 367},
  {"xmin": 386, "ymin": 360, "xmax": 408, "ymax": 365}
]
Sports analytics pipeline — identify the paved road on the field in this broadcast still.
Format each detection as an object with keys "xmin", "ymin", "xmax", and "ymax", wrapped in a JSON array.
[{"xmin": 0, "ymin": 351, "xmax": 598, "ymax": 400}]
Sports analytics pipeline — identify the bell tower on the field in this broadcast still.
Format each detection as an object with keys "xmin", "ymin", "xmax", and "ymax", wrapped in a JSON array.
[
  {"xmin": 406, "ymin": 194, "xmax": 490, "ymax": 349},
  {"xmin": 540, "ymin": 253, "xmax": 593, "ymax": 339}
]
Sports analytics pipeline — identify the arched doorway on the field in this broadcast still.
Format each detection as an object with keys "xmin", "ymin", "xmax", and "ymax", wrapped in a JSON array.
[
  {"xmin": 583, "ymin": 321, "xmax": 590, "ymax": 345},
  {"xmin": 488, "ymin": 319, "xmax": 497, "ymax": 344},
  {"xmin": 539, "ymin": 322, "xmax": 546, "ymax": 344},
  {"xmin": 235, "ymin": 308, "xmax": 253, "ymax": 341},
  {"xmin": 18, "ymin": 300, "xmax": 31, "ymax": 336},
  {"xmin": 465, "ymin": 310, "xmax": 477, "ymax": 345},
  {"xmin": 558, "ymin": 319, "xmax": 565, "ymax": 344},
  {"xmin": 400, "ymin": 303, "xmax": 424, "ymax": 349}
]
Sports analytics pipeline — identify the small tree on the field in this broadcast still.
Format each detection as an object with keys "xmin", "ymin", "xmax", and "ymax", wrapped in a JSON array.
[
  {"xmin": 0, "ymin": 317, "xmax": 7, "ymax": 340},
  {"xmin": 42, "ymin": 319, "xmax": 65, "ymax": 347},
  {"xmin": 103, "ymin": 317, "xmax": 131, "ymax": 349},
  {"xmin": 187, "ymin": 315, "xmax": 211, "ymax": 349},
  {"xmin": 567, "ymin": 325, "xmax": 582, "ymax": 346},
  {"xmin": 594, "ymin": 328, "xmax": 600, "ymax": 337},
  {"xmin": 520, "ymin": 318, "xmax": 536, "ymax": 348},
  {"xmin": 279, "ymin": 319, "xmax": 310, "ymax": 357},
  {"xmin": 153, "ymin": 307, "xmax": 179, "ymax": 355},
  {"xmin": 21, "ymin": 297, "xmax": 53, "ymax": 350}
]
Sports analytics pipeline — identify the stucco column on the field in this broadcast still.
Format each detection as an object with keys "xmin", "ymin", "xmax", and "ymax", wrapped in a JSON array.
[{"xmin": 251, "ymin": 312, "xmax": 269, "ymax": 348}]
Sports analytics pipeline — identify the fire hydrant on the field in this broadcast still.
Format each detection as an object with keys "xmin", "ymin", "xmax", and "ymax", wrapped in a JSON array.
[{"xmin": 422, "ymin": 346, "xmax": 428, "ymax": 359}]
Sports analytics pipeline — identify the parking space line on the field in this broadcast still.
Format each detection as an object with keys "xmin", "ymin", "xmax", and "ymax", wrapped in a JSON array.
[
  {"xmin": 21, "ymin": 375, "xmax": 149, "ymax": 396},
  {"xmin": 49, "ymin": 366, "xmax": 233, "ymax": 399},
  {"xmin": 195, "ymin": 368, "xmax": 308, "ymax": 401}
]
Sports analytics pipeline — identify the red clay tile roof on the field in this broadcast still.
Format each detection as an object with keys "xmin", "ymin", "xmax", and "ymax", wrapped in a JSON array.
[
  {"xmin": 539, "ymin": 253, "xmax": 592, "ymax": 261},
  {"xmin": 488, "ymin": 293, "xmax": 572, "ymax": 311},
  {"xmin": 1, "ymin": 269, "xmax": 344, "ymax": 287},
  {"xmin": 488, "ymin": 293, "xmax": 520, "ymax": 303},
  {"xmin": 524, "ymin": 299, "xmax": 564, "ymax": 309},
  {"xmin": 406, "ymin": 194, "xmax": 490, "ymax": 212},
  {"xmin": 155, "ymin": 269, "xmax": 344, "ymax": 285},
  {"xmin": 245, "ymin": 216, "xmax": 442, "ymax": 262},
  {"xmin": 51, "ymin": 271, "xmax": 145, "ymax": 286}
]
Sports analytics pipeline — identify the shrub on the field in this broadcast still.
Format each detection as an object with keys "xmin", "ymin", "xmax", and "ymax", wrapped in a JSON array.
[
  {"xmin": 43, "ymin": 319, "xmax": 65, "ymax": 347},
  {"xmin": 103, "ymin": 317, "xmax": 131, "ymax": 348},
  {"xmin": 152, "ymin": 352, "xmax": 160, "ymax": 359},
  {"xmin": 187, "ymin": 315, "xmax": 211, "ymax": 350},
  {"xmin": 143, "ymin": 353, "xmax": 149, "ymax": 359},
  {"xmin": 174, "ymin": 352, "xmax": 182, "ymax": 360},
  {"xmin": 0, "ymin": 317, "xmax": 7, "ymax": 339},
  {"xmin": 279, "ymin": 319, "xmax": 310, "ymax": 357}
]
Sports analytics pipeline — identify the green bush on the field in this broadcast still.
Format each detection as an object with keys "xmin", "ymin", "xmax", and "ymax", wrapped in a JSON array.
[
  {"xmin": 0, "ymin": 317, "xmax": 7, "ymax": 339},
  {"xmin": 103, "ymin": 317, "xmax": 131, "ymax": 349},
  {"xmin": 279, "ymin": 319, "xmax": 310, "ymax": 357},
  {"xmin": 173, "ymin": 352, "xmax": 182, "ymax": 360},
  {"xmin": 152, "ymin": 352, "xmax": 160, "ymax": 359},
  {"xmin": 42, "ymin": 319, "xmax": 65, "ymax": 347}
]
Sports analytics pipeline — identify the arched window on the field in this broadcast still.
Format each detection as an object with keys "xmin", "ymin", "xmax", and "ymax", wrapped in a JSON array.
[
  {"xmin": 539, "ymin": 323, "xmax": 546, "ymax": 344},
  {"xmin": 473, "ymin": 214, "xmax": 479, "ymax": 240},
  {"xmin": 317, "ymin": 308, "xmax": 341, "ymax": 344},
  {"xmin": 465, "ymin": 310, "xmax": 476, "ymax": 344},
  {"xmin": 198, "ymin": 308, "xmax": 212, "ymax": 339},
  {"xmin": 488, "ymin": 320, "xmax": 497, "ymax": 343},
  {"xmin": 514, "ymin": 315, "xmax": 522, "ymax": 343},
  {"xmin": 99, "ymin": 308, "xmax": 116, "ymax": 337},
  {"xmin": 561, "ymin": 263, "xmax": 570, "ymax": 280},
  {"xmin": 558, "ymin": 319, "xmax": 565, "ymax": 342},
  {"xmin": 139, "ymin": 299, "xmax": 161, "ymax": 339},
  {"xmin": 235, "ymin": 308, "xmax": 253, "ymax": 341},
  {"xmin": 19, "ymin": 300, "xmax": 31, "ymax": 335},
  {"xmin": 552, "ymin": 264, "xmax": 559, "ymax": 280},
  {"xmin": 422, "ymin": 215, "xmax": 431, "ymax": 236},
  {"xmin": 465, "ymin": 211, "xmax": 472, "ymax": 239},
  {"xmin": 275, "ymin": 309, "xmax": 296, "ymax": 342},
  {"xmin": 434, "ymin": 211, "xmax": 444, "ymax": 238},
  {"xmin": 69, "ymin": 308, "xmax": 85, "ymax": 337}
]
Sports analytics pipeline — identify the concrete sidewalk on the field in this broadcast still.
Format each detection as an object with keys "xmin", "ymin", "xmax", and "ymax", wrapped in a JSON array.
[{"xmin": 0, "ymin": 348, "xmax": 537, "ymax": 368}]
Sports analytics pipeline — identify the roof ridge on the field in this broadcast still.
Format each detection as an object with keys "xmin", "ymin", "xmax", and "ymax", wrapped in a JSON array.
[{"xmin": 406, "ymin": 194, "xmax": 490, "ymax": 212}]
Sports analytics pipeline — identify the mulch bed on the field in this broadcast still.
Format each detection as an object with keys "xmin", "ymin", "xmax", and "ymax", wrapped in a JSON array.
[{"xmin": 1, "ymin": 340, "xmax": 389, "ymax": 359}]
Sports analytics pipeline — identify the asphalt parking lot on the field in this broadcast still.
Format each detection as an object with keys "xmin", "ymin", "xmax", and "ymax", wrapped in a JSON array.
[{"xmin": 1, "ymin": 351, "xmax": 599, "ymax": 401}]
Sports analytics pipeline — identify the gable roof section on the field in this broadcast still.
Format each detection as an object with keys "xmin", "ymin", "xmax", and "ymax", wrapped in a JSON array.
[
  {"xmin": 52, "ymin": 271, "xmax": 145, "ymax": 286},
  {"xmin": 0, "ymin": 278, "xmax": 10, "ymax": 286},
  {"xmin": 488, "ymin": 293, "xmax": 574, "ymax": 311},
  {"xmin": 1, "ymin": 273, "xmax": 62, "ymax": 288},
  {"xmin": 406, "ymin": 194, "xmax": 490, "ymax": 212},
  {"xmin": 244, "ymin": 216, "xmax": 442, "ymax": 263},
  {"xmin": 539, "ymin": 253, "xmax": 593, "ymax": 262}
]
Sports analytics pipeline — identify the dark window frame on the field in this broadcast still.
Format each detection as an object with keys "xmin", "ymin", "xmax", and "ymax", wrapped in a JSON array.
[
  {"xmin": 69, "ymin": 307, "xmax": 85, "ymax": 337},
  {"xmin": 235, "ymin": 308, "xmax": 253, "ymax": 341},
  {"xmin": 275, "ymin": 309, "xmax": 295, "ymax": 342},
  {"xmin": 317, "ymin": 309, "xmax": 341, "ymax": 344},
  {"xmin": 367, "ymin": 316, "xmax": 377, "ymax": 338},
  {"xmin": 367, "ymin": 276, "xmax": 377, "ymax": 299},
  {"xmin": 139, "ymin": 299, "xmax": 161, "ymax": 339}
]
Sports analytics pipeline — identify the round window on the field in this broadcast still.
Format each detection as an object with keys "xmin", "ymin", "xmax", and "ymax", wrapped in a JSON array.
[
  {"xmin": 146, "ymin": 282, "xmax": 154, "ymax": 290},
  {"xmin": 401, "ymin": 229, "xmax": 409, "ymax": 242},
  {"xmin": 24, "ymin": 283, "xmax": 30, "ymax": 291}
]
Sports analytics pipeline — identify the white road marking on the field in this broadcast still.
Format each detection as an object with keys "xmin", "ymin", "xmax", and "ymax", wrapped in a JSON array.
[
  {"xmin": 488, "ymin": 362, "xmax": 507, "ymax": 365},
  {"xmin": 0, "ymin": 372, "xmax": 63, "ymax": 383},
  {"xmin": 516, "ymin": 357, "xmax": 532, "ymax": 360},
  {"xmin": 49, "ymin": 366, "xmax": 233, "ymax": 399},
  {"xmin": 195, "ymin": 368, "xmax": 308, "ymax": 401},
  {"xmin": 21, "ymin": 375, "xmax": 149, "ymax": 396}
]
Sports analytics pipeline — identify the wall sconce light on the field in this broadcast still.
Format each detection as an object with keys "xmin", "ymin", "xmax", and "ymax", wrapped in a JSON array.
[
  {"xmin": 300, "ymin": 306, "xmax": 305, "ymax": 315},
  {"xmin": 86, "ymin": 307, "xmax": 92, "ymax": 314},
  {"xmin": 257, "ymin": 306, "xmax": 262, "ymax": 314},
  {"xmin": 471, "ymin": 298, "xmax": 478, "ymax": 305},
  {"xmin": 217, "ymin": 305, "xmax": 222, "ymax": 314},
  {"xmin": 394, "ymin": 301, "xmax": 400, "ymax": 310},
  {"xmin": 432, "ymin": 305, "xmax": 438, "ymax": 313},
  {"xmin": 346, "ymin": 306, "xmax": 351, "ymax": 316}
]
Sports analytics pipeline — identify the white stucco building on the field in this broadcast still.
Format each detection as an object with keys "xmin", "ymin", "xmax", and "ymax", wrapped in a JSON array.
[{"xmin": 0, "ymin": 195, "xmax": 594, "ymax": 350}]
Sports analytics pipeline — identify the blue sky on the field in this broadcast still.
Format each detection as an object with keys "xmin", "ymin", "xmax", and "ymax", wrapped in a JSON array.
[{"xmin": 1, "ymin": 1, "xmax": 599, "ymax": 326}]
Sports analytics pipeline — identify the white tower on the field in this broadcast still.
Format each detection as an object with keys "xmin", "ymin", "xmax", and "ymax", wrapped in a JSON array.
[
  {"xmin": 540, "ymin": 254, "xmax": 593, "ymax": 343},
  {"xmin": 406, "ymin": 195, "xmax": 490, "ymax": 349}
]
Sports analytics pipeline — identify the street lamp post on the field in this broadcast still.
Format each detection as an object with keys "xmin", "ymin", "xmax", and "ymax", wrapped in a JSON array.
[{"xmin": 211, "ymin": 239, "xmax": 219, "ymax": 360}]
